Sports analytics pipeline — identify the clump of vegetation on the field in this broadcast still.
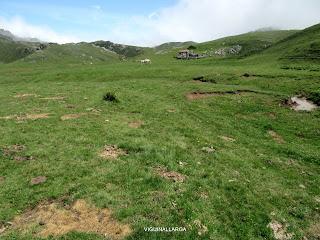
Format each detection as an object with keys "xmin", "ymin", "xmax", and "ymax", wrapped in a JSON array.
[
  {"xmin": 193, "ymin": 75, "xmax": 217, "ymax": 83},
  {"xmin": 187, "ymin": 45, "xmax": 197, "ymax": 50},
  {"xmin": 103, "ymin": 92, "xmax": 119, "ymax": 102},
  {"xmin": 306, "ymin": 89, "xmax": 320, "ymax": 106}
]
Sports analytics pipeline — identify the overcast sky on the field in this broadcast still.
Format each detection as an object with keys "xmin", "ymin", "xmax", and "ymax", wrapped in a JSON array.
[{"xmin": 0, "ymin": 0, "xmax": 320, "ymax": 46}]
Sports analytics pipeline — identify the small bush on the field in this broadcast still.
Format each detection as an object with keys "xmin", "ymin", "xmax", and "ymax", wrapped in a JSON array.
[
  {"xmin": 307, "ymin": 90, "xmax": 320, "ymax": 106},
  {"xmin": 103, "ymin": 92, "xmax": 118, "ymax": 102}
]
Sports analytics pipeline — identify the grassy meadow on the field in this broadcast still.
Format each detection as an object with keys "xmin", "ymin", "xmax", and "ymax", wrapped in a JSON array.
[{"xmin": 0, "ymin": 26, "xmax": 320, "ymax": 240}]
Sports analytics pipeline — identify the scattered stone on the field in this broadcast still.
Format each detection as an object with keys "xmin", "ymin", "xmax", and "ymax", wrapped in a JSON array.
[
  {"xmin": 201, "ymin": 146, "xmax": 216, "ymax": 153},
  {"xmin": 155, "ymin": 167, "xmax": 186, "ymax": 183},
  {"xmin": 30, "ymin": 176, "xmax": 47, "ymax": 186},
  {"xmin": 268, "ymin": 131, "xmax": 285, "ymax": 144},
  {"xmin": 60, "ymin": 113, "xmax": 86, "ymax": 121},
  {"xmin": 8, "ymin": 199, "xmax": 131, "ymax": 239},
  {"xmin": 167, "ymin": 109, "xmax": 176, "ymax": 113},
  {"xmin": 268, "ymin": 220, "xmax": 293, "ymax": 240},
  {"xmin": 299, "ymin": 184, "xmax": 306, "ymax": 189},
  {"xmin": 219, "ymin": 136, "xmax": 236, "ymax": 142},
  {"xmin": 99, "ymin": 145, "xmax": 127, "ymax": 160}
]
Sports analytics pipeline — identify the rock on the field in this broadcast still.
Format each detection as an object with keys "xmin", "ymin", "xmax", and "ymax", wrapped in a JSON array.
[{"xmin": 201, "ymin": 146, "xmax": 216, "ymax": 153}]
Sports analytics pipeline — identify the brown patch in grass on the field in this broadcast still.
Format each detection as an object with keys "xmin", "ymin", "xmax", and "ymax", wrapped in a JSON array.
[
  {"xmin": 186, "ymin": 90, "xmax": 259, "ymax": 100},
  {"xmin": 2, "ymin": 144, "xmax": 26, "ymax": 156},
  {"xmin": 0, "ymin": 176, "xmax": 5, "ymax": 183},
  {"xmin": 14, "ymin": 156, "xmax": 33, "ymax": 162},
  {"xmin": 8, "ymin": 199, "xmax": 131, "ymax": 239},
  {"xmin": 219, "ymin": 136, "xmax": 236, "ymax": 142},
  {"xmin": 99, "ymin": 145, "xmax": 127, "ymax": 160},
  {"xmin": 268, "ymin": 131, "xmax": 285, "ymax": 144},
  {"xmin": 1, "ymin": 114, "xmax": 50, "ymax": 121},
  {"xmin": 167, "ymin": 109, "xmax": 176, "ymax": 113},
  {"xmin": 306, "ymin": 222, "xmax": 320, "ymax": 239},
  {"xmin": 14, "ymin": 93, "xmax": 38, "ymax": 98},
  {"xmin": 128, "ymin": 120, "xmax": 144, "ymax": 129},
  {"xmin": 60, "ymin": 113, "xmax": 86, "ymax": 121},
  {"xmin": 40, "ymin": 96, "xmax": 65, "ymax": 101},
  {"xmin": 268, "ymin": 220, "xmax": 293, "ymax": 240},
  {"xmin": 155, "ymin": 167, "xmax": 186, "ymax": 183},
  {"xmin": 30, "ymin": 176, "xmax": 47, "ymax": 185}
]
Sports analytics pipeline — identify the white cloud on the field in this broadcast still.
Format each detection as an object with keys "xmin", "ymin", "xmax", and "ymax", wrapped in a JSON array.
[
  {"xmin": 0, "ymin": 16, "xmax": 79, "ymax": 43},
  {"xmin": 1, "ymin": 0, "xmax": 320, "ymax": 46},
  {"xmin": 119, "ymin": 0, "xmax": 320, "ymax": 46}
]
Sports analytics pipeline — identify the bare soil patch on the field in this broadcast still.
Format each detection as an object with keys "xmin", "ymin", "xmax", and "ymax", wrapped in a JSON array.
[
  {"xmin": 284, "ymin": 96, "xmax": 318, "ymax": 112},
  {"xmin": 14, "ymin": 93, "xmax": 38, "ymax": 98},
  {"xmin": 0, "ymin": 176, "xmax": 5, "ymax": 183},
  {"xmin": 268, "ymin": 220, "xmax": 293, "ymax": 240},
  {"xmin": 30, "ymin": 176, "xmax": 47, "ymax": 185},
  {"xmin": 8, "ymin": 199, "xmax": 131, "ymax": 239},
  {"xmin": 306, "ymin": 222, "xmax": 320, "ymax": 239},
  {"xmin": 155, "ymin": 167, "xmax": 186, "ymax": 183},
  {"xmin": 19, "ymin": 114, "xmax": 50, "ymax": 121},
  {"xmin": 186, "ymin": 90, "xmax": 259, "ymax": 100},
  {"xmin": 99, "ymin": 145, "xmax": 127, "ymax": 160},
  {"xmin": 219, "ymin": 136, "xmax": 236, "ymax": 142},
  {"xmin": 60, "ymin": 113, "xmax": 86, "ymax": 121},
  {"xmin": 268, "ymin": 131, "xmax": 285, "ymax": 144},
  {"xmin": 40, "ymin": 96, "xmax": 65, "ymax": 101},
  {"xmin": 2, "ymin": 144, "xmax": 26, "ymax": 156},
  {"xmin": 128, "ymin": 120, "xmax": 144, "ymax": 129}
]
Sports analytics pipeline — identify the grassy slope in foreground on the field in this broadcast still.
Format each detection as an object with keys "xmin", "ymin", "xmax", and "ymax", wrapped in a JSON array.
[{"xmin": 0, "ymin": 24, "xmax": 319, "ymax": 240}]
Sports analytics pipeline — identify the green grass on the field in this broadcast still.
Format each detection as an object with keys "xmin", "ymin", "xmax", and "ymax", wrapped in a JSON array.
[{"xmin": 0, "ymin": 25, "xmax": 319, "ymax": 240}]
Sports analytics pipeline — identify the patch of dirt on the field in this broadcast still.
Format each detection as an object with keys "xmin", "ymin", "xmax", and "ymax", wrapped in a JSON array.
[
  {"xmin": 8, "ymin": 199, "xmax": 131, "ymax": 239},
  {"xmin": 14, "ymin": 156, "xmax": 33, "ymax": 162},
  {"xmin": 128, "ymin": 120, "xmax": 144, "ymax": 129},
  {"xmin": 268, "ymin": 131, "xmax": 285, "ymax": 144},
  {"xmin": 155, "ymin": 167, "xmax": 186, "ymax": 183},
  {"xmin": 14, "ymin": 94, "xmax": 38, "ymax": 98},
  {"xmin": 30, "ymin": 176, "xmax": 47, "ymax": 185},
  {"xmin": 2, "ymin": 144, "xmax": 26, "ymax": 156},
  {"xmin": 0, "ymin": 176, "xmax": 5, "ymax": 183},
  {"xmin": 40, "ymin": 96, "xmax": 65, "ymax": 101},
  {"xmin": 167, "ymin": 109, "xmax": 176, "ymax": 113},
  {"xmin": 1, "ymin": 113, "xmax": 50, "ymax": 121},
  {"xmin": 306, "ymin": 222, "xmax": 320, "ymax": 239},
  {"xmin": 60, "ymin": 113, "xmax": 86, "ymax": 121},
  {"xmin": 268, "ymin": 220, "xmax": 293, "ymax": 240},
  {"xmin": 194, "ymin": 220, "xmax": 208, "ymax": 236},
  {"xmin": 283, "ymin": 96, "xmax": 318, "ymax": 112},
  {"xmin": 66, "ymin": 104, "xmax": 76, "ymax": 109},
  {"xmin": 219, "ymin": 136, "xmax": 236, "ymax": 142},
  {"xmin": 186, "ymin": 90, "xmax": 260, "ymax": 100},
  {"xmin": 99, "ymin": 145, "xmax": 127, "ymax": 160}
]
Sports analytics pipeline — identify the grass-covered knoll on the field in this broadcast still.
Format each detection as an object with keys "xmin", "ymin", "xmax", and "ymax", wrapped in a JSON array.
[
  {"xmin": 20, "ymin": 42, "xmax": 120, "ymax": 64},
  {"xmin": 92, "ymin": 41, "xmax": 145, "ymax": 58},
  {"xmin": 0, "ymin": 37, "xmax": 35, "ymax": 63},
  {"xmin": 264, "ymin": 24, "xmax": 320, "ymax": 61}
]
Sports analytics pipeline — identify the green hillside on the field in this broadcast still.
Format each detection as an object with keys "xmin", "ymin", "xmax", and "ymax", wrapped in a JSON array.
[
  {"xmin": 264, "ymin": 24, "xmax": 320, "ymax": 61},
  {"xmin": 0, "ymin": 37, "xmax": 35, "ymax": 63},
  {"xmin": 21, "ymin": 43, "xmax": 120, "ymax": 64}
]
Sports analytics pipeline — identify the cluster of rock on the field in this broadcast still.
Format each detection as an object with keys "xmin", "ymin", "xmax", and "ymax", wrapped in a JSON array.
[{"xmin": 213, "ymin": 45, "xmax": 242, "ymax": 56}]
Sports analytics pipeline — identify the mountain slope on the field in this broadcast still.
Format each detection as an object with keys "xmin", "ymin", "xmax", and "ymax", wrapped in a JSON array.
[
  {"xmin": 92, "ymin": 41, "xmax": 144, "ymax": 58},
  {"xmin": 0, "ymin": 36, "xmax": 35, "ymax": 63},
  {"xmin": 21, "ymin": 43, "xmax": 120, "ymax": 64},
  {"xmin": 263, "ymin": 23, "xmax": 320, "ymax": 61}
]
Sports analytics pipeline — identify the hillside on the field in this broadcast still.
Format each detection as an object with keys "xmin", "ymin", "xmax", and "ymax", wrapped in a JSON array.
[
  {"xmin": 0, "ymin": 37, "xmax": 35, "ymax": 63},
  {"xmin": 92, "ymin": 41, "xmax": 144, "ymax": 58},
  {"xmin": 20, "ymin": 43, "xmax": 120, "ymax": 64},
  {"xmin": 263, "ymin": 24, "xmax": 320, "ymax": 61}
]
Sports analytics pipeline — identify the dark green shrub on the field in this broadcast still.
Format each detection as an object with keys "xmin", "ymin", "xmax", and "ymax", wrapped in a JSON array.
[{"xmin": 103, "ymin": 92, "xmax": 118, "ymax": 102}]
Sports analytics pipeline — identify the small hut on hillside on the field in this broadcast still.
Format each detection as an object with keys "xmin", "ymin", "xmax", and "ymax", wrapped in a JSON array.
[{"xmin": 176, "ymin": 49, "xmax": 200, "ymax": 60}]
